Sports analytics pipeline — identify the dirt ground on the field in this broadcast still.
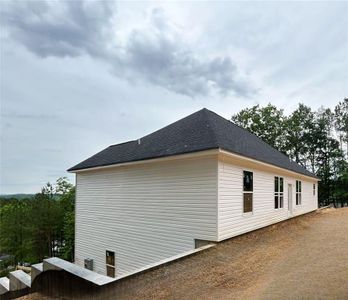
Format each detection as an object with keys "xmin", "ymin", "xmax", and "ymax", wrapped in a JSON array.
[
  {"xmin": 20, "ymin": 208, "xmax": 348, "ymax": 300},
  {"xmin": 115, "ymin": 208, "xmax": 348, "ymax": 300}
]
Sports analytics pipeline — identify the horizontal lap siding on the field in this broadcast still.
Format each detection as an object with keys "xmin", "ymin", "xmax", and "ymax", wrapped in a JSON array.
[
  {"xmin": 218, "ymin": 160, "xmax": 318, "ymax": 241},
  {"xmin": 75, "ymin": 157, "xmax": 218, "ymax": 277},
  {"xmin": 292, "ymin": 180, "xmax": 318, "ymax": 216}
]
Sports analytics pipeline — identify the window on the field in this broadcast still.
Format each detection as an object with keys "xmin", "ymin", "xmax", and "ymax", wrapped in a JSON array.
[
  {"xmin": 296, "ymin": 180, "xmax": 302, "ymax": 205},
  {"xmin": 106, "ymin": 250, "xmax": 115, "ymax": 277},
  {"xmin": 313, "ymin": 183, "xmax": 316, "ymax": 196},
  {"xmin": 274, "ymin": 176, "xmax": 284, "ymax": 209},
  {"xmin": 243, "ymin": 171, "xmax": 253, "ymax": 213}
]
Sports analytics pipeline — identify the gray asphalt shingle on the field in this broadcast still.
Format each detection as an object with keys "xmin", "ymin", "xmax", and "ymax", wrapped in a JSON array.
[{"xmin": 68, "ymin": 108, "xmax": 317, "ymax": 179}]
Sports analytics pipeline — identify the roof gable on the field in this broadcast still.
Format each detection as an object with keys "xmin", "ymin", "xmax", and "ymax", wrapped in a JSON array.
[{"xmin": 68, "ymin": 108, "xmax": 317, "ymax": 179}]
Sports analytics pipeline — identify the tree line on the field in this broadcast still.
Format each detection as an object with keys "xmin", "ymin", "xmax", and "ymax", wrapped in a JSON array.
[
  {"xmin": 231, "ymin": 99, "xmax": 348, "ymax": 207},
  {"xmin": 0, "ymin": 177, "xmax": 75, "ymax": 275}
]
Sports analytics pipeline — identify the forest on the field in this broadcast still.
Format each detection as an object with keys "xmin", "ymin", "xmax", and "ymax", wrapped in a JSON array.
[
  {"xmin": 0, "ymin": 99, "xmax": 347, "ymax": 276},
  {"xmin": 232, "ymin": 99, "xmax": 347, "ymax": 207},
  {"xmin": 0, "ymin": 178, "xmax": 75, "ymax": 276}
]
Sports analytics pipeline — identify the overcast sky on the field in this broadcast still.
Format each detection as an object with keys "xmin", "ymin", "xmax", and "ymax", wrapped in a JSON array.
[{"xmin": 0, "ymin": 1, "xmax": 347, "ymax": 194}]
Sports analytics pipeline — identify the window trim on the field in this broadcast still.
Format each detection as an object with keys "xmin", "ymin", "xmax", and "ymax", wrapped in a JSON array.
[
  {"xmin": 243, "ymin": 170, "xmax": 253, "ymax": 214},
  {"xmin": 274, "ymin": 176, "xmax": 284, "ymax": 209},
  {"xmin": 296, "ymin": 180, "xmax": 302, "ymax": 205}
]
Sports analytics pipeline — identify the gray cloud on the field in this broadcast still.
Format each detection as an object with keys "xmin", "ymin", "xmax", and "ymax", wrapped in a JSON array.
[
  {"xmin": 1, "ymin": 1, "xmax": 115, "ymax": 58},
  {"xmin": 122, "ymin": 29, "xmax": 253, "ymax": 97},
  {"xmin": 1, "ymin": 1, "xmax": 255, "ymax": 97}
]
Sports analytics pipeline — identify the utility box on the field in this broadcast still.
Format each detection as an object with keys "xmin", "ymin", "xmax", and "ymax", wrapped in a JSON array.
[{"xmin": 84, "ymin": 258, "xmax": 93, "ymax": 271}]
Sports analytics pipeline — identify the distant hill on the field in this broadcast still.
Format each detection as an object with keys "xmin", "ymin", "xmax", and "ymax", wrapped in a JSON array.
[
  {"xmin": 0, "ymin": 194, "xmax": 35, "ymax": 200},
  {"xmin": 0, "ymin": 194, "xmax": 62, "ymax": 200}
]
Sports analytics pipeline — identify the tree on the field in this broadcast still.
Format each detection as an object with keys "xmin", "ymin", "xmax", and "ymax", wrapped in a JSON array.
[
  {"xmin": 285, "ymin": 104, "xmax": 316, "ymax": 169},
  {"xmin": 334, "ymin": 162, "xmax": 348, "ymax": 207},
  {"xmin": 12, "ymin": 178, "xmax": 74, "ymax": 263},
  {"xmin": 60, "ymin": 186, "xmax": 75, "ymax": 261},
  {"xmin": 315, "ymin": 108, "xmax": 344, "ymax": 206},
  {"xmin": 61, "ymin": 210, "xmax": 75, "ymax": 261},
  {"xmin": 56, "ymin": 177, "xmax": 73, "ymax": 196},
  {"xmin": 0, "ymin": 199, "xmax": 32, "ymax": 263},
  {"xmin": 30, "ymin": 191, "xmax": 62, "ymax": 260},
  {"xmin": 334, "ymin": 98, "xmax": 348, "ymax": 157},
  {"xmin": 231, "ymin": 103, "xmax": 287, "ymax": 152},
  {"xmin": 232, "ymin": 101, "xmax": 347, "ymax": 207}
]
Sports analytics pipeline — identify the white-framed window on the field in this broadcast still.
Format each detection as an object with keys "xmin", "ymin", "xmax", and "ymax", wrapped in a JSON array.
[
  {"xmin": 243, "ymin": 171, "xmax": 253, "ymax": 213},
  {"xmin": 296, "ymin": 180, "xmax": 302, "ymax": 205},
  {"xmin": 106, "ymin": 250, "xmax": 115, "ymax": 278},
  {"xmin": 274, "ymin": 176, "xmax": 284, "ymax": 209},
  {"xmin": 313, "ymin": 183, "xmax": 316, "ymax": 196}
]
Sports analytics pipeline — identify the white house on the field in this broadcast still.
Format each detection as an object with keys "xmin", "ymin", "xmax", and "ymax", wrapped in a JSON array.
[{"xmin": 68, "ymin": 108, "xmax": 319, "ymax": 278}]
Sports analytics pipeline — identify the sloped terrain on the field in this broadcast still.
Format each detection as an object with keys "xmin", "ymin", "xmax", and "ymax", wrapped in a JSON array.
[{"xmin": 19, "ymin": 208, "xmax": 348, "ymax": 299}]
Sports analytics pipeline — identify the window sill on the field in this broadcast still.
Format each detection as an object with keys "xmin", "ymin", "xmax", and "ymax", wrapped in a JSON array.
[{"xmin": 242, "ymin": 212, "xmax": 253, "ymax": 217}]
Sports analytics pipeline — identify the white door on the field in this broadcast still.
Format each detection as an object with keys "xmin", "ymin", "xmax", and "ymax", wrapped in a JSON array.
[{"xmin": 288, "ymin": 184, "xmax": 293, "ymax": 215}]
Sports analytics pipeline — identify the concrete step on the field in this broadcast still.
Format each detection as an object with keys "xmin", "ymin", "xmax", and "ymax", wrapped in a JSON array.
[
  {"xmin": 43, "ymin": 257, "xmax": 114, "ymax": 285},
  {"xmin": 0, "ymin": 277, "xmax": 10, "ymax": 295},
  {"xmin": 9, "ymin": 270, "xmax": 31, "ymax": 291},
  {"xmin": 31, "ymin": 262, "xmax": 43, "ymax": 282}
]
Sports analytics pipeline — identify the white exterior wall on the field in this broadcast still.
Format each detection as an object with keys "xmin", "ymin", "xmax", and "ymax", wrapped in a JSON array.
[
  {"xmin": 217, "ymin": 158, "xmax": 318, "ymax": 241},
  {"xmin": 75, "ymin": 156, "xmax": 218, "ymax": 277}
]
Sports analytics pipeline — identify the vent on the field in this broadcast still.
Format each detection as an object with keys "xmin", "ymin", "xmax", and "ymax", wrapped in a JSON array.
[
  {"xmin": 194, "ymin": 239, "xmax": 213, "ymax": 249},
  {"xmin": 84, "ymin": 258, "xmax": 93, "ymax": 271}
]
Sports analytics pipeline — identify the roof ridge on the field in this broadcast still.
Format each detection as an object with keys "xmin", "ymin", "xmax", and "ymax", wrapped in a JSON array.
[
  {"xmin": 201, "ymin": 108, "xmax": 220, "ymax": 148},
  {"xmin": 139, "ymin": 108, "xmax": 209, "ymax": 141},
  {"xmin": 109, "ymin": 140, "xmax": 135, "ymax": 147}
]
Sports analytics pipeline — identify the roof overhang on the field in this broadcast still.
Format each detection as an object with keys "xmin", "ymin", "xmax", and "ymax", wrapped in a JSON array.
[
  {"xmin": 68, "ymin": 147, "xmax": 319, "ymax": 181},
  {"xmin": 219, "ymin": 149, "xmax": 319, "ymax": 182},
  {"xmin": 68, "ymin": 148, "xmax": 219, "ymax": 173}
]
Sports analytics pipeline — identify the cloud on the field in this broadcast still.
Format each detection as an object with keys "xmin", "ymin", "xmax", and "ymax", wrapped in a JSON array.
[
  {"xmin": 1, "ymin": 1, "xmax": 115, "ymax": 58},
  {"xmin": 122, "ymin": 24, "xmax": 254, "ymax": 97},
  {"xmin": 1, "ymin": 1, "xmax": 256, "ymax": 97}
]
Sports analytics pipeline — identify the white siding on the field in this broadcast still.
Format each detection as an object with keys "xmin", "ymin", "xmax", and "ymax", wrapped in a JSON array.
[
  {"xmin": 75, "ymin": 157, "xmax": 218, "ymax": 277},
  {"xmin": 217, "ymin": 159, "xmax": 318, "ymax": 241}
]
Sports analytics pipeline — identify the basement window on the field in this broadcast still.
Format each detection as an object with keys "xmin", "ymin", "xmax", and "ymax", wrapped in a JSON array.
[
  {"xmin": 274, "ymin": 176, "xmax": 284, "ymax": 209},
  {"xmin": 243, "ymin": 171, "xmax": 253, "ymax": 213},
  {"xmin": 106, "ymin": 250, "xmax": 115, "ymax": 278},
  {"xmin": 296, "ymin": 180, "xmax": 302, "ymax": 205}
]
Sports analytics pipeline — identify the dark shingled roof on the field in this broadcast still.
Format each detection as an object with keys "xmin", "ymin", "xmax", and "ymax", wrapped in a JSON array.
[{"xmin": 68, "ymin": 108, "xmax": 318, "ymax": 179}]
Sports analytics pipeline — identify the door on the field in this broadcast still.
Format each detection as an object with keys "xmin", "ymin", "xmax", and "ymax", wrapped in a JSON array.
[
  {"xmin": 288, "ymin": 184, "xmax": 293, "ymax": 215},
  {"xmin": 106, "ymin": 250, "xmax": 115, "ymax": 277}
]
